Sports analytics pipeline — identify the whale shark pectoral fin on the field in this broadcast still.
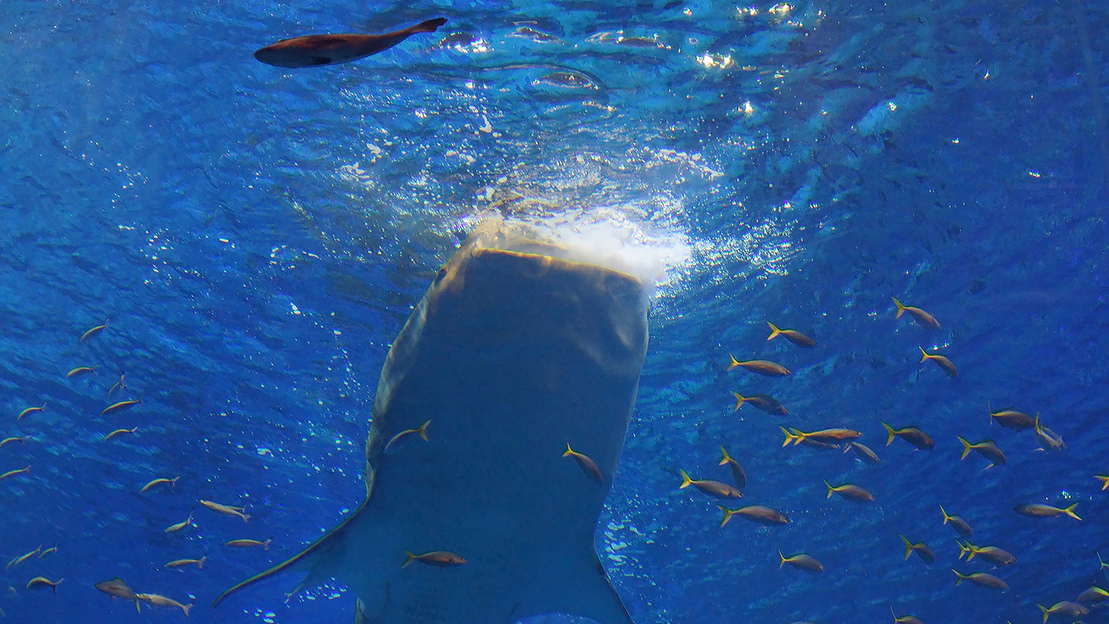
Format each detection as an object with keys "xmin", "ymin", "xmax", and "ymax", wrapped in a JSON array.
[
  {"xmin": 517, "ymin": 553, "xmax": 633, "ymax": 624},
  {"xmin": 573, "ymin": 557, "xmax": 634, "ymax": 624},
  {"xmin": 354, "ymin": 598, "xmax": 368, "ymax": 624},
  {"xmin": 212, "ymin": 500, "xmax": 366, "ymax": 608}
]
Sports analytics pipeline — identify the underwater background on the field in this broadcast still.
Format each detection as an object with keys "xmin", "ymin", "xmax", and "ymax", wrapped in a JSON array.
[{"xmin": 2, "ymin": 0, "xmax": 1108, "ymax": 622}]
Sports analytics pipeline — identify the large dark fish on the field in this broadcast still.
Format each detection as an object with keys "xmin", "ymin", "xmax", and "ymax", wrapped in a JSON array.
[
  {"xmin": 254, "ymin": 18, "xmax": 447, "ymax": 68},
  {"xmin": 214, "ymin": 220, "xmax": 648, "ymax": 623}
]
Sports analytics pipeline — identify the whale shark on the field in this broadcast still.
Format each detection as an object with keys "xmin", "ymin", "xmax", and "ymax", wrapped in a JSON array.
[{"xmin": 214, "ymin": 220, "xmax": 649, "ymax": 623}]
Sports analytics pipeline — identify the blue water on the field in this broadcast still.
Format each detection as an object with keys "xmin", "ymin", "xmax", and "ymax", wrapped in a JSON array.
[{"xmin": 2, "ymin": 1, "xmax": 1108, "ymax": 623}]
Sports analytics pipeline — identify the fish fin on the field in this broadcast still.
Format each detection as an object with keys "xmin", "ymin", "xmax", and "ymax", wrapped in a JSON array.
[
  {"xmin": 883, "ymin": 422, "xmax": 895, "ymax": 446},
  {"xmin": 952, "ymin": 569, "xmax": 965, "ymax": 584},
  {"xmin": 718, "ymin": 445, "xmax": 731, "ymax": 465},
  {"xmin": 892, "ymin": 297, "xmax": 905, "ymax": 318},
  {"xmin": 732, "ymin": 392, "xmax": 745, "ymax": 412},
  {"xmin": 1037, "ymin": 604, "xmax": 1049, "ymax": 624},
  {"xmin": 958, "ymin": 436, "xmax": 972, "ymax": 460},
  {"xmin": 766, "ymin": 322, "xmax": 780, "ymax": 341},
  {"xmin": 563, "ymin": 443, "xmax": 574, "ymax": 457},
  {"xmin": 1065, "ymin": 502, "xmax": 1082, "ymax": 521},
  {"xmin": 918, "ymin": 347, "xmax": 929, "ymax": 362},
  {"xmin": 401, "ymin": 550, "xmax": 416, "ymax": 569},
  {"xmin": 824, "ymin": 480, "xmax": 834, "ymax": 499},
  {"xmin": 354, "ymin": 598, "xmax": 368, "ymax": 624},
  {"xmin": 416, "ymin": 420, "xmax": 430, "ymax": 440},
  {"xmin": 213, "ymin": 501, "xmax": 363, "ymax": 607},
  {"xmin": 410, "ymin": 18, "xmax": 448, "ymax": 34},
  {"xmin": 717, "ymin": 505, "xmax": 733, "ymax": 527},
  {"xmin": 779, "ymin": 426, "xmax": 795, "ymax": 447},
  {"xmin": 727, "ymin": 355, "xmax": 740, "ymax": 371},
  {"xmin": 678, "ymin": 470, "xmax": 692, "ymax": 489},
  {"xmin": 543, "ymin": 555, "xmax": 633, "ymax": 624},
  {"xmin": 778, "ymin": 549, "xmax": 786, "ymax": 568},
  {"xmin": 899, "ymin": 535, "xmax": 912, "ymax": 560}
]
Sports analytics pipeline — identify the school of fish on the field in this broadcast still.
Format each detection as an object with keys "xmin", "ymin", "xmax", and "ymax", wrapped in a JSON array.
[
  {"xmin": 3, "ymin": 317, "xmax": 276, "ymax": 618},
  {"xmin": 0, "ymin": 16, "xmax": 463, "ymax": 620},
  {"xmin": 1, "ymin": 11, "xmax": 1105, "ymax": 624},
  {"xmin": 705, "ymin": 302, "xmax": 1101, "ymax": 623}
]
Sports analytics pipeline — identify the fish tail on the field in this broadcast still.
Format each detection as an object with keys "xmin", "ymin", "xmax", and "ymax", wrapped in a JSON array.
[
  {"xmin": 780, "ymin": 426, "xmax": 798, "ymax": 447},
  {"xmin": 1037, "ymin": 604, "xmax": 1049, "ymax": 624},
  {"xmin": 1096, "ymin": 475, "xmax": 1109, "ymax": 490},
  {"xmin": 563, "ymin": 443, "xmax": 574, "ymax": 457},
  {"xmin": 402, "ymin": 550, "xmax": 417, "ymax": 568},
  {"xmin": 900, "ymin": 535, "xmax": 912, "ymax": 560},
  {"xmin": 135, "ymin": 598, "xmax": 142, "ymax": 612},
  {"xmin": 952, "ymin": 569, "xmax": 966, "ymax": 585},
  {"xmin": 732, "ymin": 392, "xmax": 746, "ymax": 412},
  {"xmin": 182, "ymin": 603, "xmax": 193, "ymax": 617},
  {"xmin": 957, "ymin": 436, "xmax": 972, "ymax": 460},
  {"xmin": 1065, "ymin": 502, "xmax": 1082, "ymax": 521},
  {"xmin": 264, "ymin": 539, "xmax": 272, "ymax": 552},
  {"xmin": 242, "ymin": 513, "xmax": 251, "ymax": 523},
  {"xmin": 766, "ymin": 322, "xmax": 781, "ymax": 341},
  {"xmin": 717, "ymin": 505, "xmax": 734, "ymax": 527},
  {"xmin": 1099, "ymin": 551, "xmax": 1108, "ymax": 569},
  {"xmin": 892, "ymin": 296, "xmax": 906, "ymax": 318},
  {"xmin": 679, "ymin": 469, "xmax": 693, "ymax": 489},
  {"xmin": 883, "ymin": 422, "xmax": 896, "ymax": 446},
  {"xmin": 410, "ymin": 17, "xmax": 448, "ymax": 33},
  {"xmin": 417, "ymin": 420, "xmax": 431, "ymax": 441},
  {"xmin": 824, "ymin": 480, "xmax": 834, "ymax": 499},
  {"xmin": 727, "ymin": 355, "xmax": 740, "ymax": 371},
  {"xmin": 919, "ymin": 346, "xmax": 929, "ymax": 363},
  {"xmin": 718, "ymin": 446, "xmax": 731, "ymax": 465},
  {"xmin": 778, "ymin": 549, "xmax": 786, "ymax": 568},
  {"xmin": 198, "ymin": 556, "xmax": 206, "ymax": 570}
]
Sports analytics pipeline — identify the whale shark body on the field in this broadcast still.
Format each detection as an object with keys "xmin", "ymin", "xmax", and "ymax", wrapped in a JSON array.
[{"xmin": 214, "ymin": 221, "xmax": 648, "ymax": 623}]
